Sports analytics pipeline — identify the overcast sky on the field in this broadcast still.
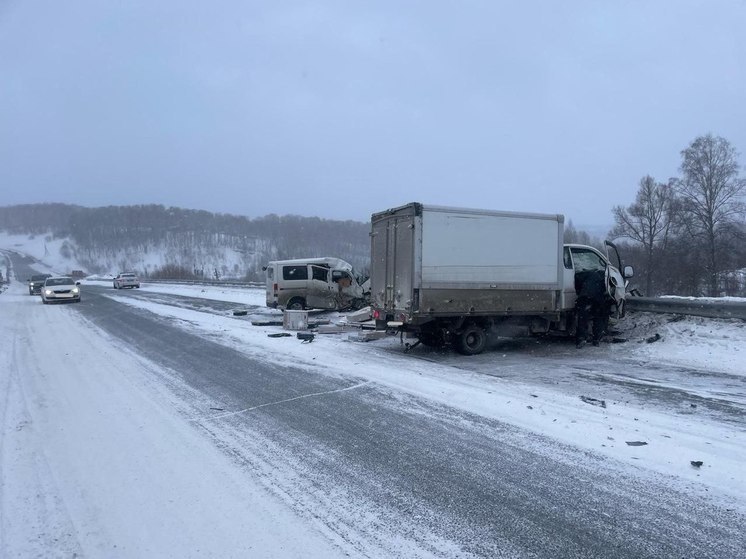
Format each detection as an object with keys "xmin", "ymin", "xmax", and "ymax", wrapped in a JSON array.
[{"xmin": 1, "ymin": 1, "xmax": 744, "ymax": 228}]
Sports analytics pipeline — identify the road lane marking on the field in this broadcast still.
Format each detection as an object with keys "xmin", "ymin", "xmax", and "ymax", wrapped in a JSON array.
[{"xmin": 197, "ymin": 380, "xmax": 372, "ymax": 422}]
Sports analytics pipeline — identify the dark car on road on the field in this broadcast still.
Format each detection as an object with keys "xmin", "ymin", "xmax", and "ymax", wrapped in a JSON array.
[{"xmin": 28, "ymin": 273, "xmax": 52, "ymax": 295}]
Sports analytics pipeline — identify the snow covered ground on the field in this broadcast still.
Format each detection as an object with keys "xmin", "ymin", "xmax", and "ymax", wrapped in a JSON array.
[
  {"xmin": 2, "ymin": 247, "xmax": 745, "ymax": 557},
  {"xmin": 101, "ymin": 281, "xmax": 746, "ymax": 506}
]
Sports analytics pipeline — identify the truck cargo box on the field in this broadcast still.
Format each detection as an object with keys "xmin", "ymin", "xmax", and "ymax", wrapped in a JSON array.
[{"xmin": 370, "ymin": 203, "xmax": 564, "ymax": 324}]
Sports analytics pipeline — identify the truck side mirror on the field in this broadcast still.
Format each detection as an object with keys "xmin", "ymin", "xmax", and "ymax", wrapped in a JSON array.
[{"xmin": 623, "ymin": 265, "xmax": 634, "ymax": 279}]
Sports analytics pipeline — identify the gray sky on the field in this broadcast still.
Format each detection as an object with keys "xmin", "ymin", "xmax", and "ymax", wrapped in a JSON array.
[{"xmin": 1, "ymin": 1, "xmax": 744, "ymax": 228}]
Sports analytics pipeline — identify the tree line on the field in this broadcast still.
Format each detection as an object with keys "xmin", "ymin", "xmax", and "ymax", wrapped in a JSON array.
[
  {"xmin": 3, "ymin": 136, "xmax": 744, "ymax": 297},
  {"xmin": 0, "ymin": 204, "xmax": 370, "ymax": 280},
  {"xmin": 611, "ymin": 134, "xmax": 746, "ymax": 296}
]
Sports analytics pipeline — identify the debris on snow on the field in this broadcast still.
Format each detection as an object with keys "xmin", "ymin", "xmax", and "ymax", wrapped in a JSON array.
[
  {"xmin": 645, "ymin": 333, "xmax": 662, "ymax": 343},
  {"xmin": 580, "ymin": 396, "xmax": 607, "ymax": 408},
  {"xmin": 347, "ymin": 331, "xmax": 387, "ymax": 342},
  {"xmin": 625, "ymin": 441, "xmax": 648, "ymax": 447},
  {"xmin": 346, "ymin": 306, "xmax": 372, "ymax": 323},
  {"xmin": 317, "ymin": 324, "xmax": 358, "ymax": 334},
  {"xmin": 691, "ymin": 461, "xmax": 704, "ymax": 468}
]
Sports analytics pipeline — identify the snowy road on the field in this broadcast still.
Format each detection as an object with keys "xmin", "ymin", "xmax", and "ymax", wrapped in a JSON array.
[{"xmin": 2, "ymin": 254, "xmax": 745, "ymax": 558}]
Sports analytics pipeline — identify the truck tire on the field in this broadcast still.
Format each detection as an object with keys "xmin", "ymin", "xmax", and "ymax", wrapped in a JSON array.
[
  {"xmin": 287, "ymin": 297, "xmax": 305, "ymax": 311},
  {"xmin": 456, "ymin": 324, "xmax": 487, "ymax": 355}
]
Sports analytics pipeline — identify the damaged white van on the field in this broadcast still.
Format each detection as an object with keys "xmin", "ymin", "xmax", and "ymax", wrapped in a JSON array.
[{"xmin": 264, "ymin": 257, "xmax": 370, "ymax": 311}]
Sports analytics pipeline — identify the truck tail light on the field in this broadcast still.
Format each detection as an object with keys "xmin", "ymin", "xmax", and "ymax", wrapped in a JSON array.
[{"xmin": 372, "ymin": 309, "xmax": 380, "ymax": 320}]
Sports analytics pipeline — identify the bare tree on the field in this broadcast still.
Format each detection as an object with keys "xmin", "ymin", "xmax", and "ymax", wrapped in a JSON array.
[
  {"xmin": 610, "ymin": 176, "xmax": 676, "ymax": 295},
  {"xmin": 674, "ymin": 134, "xmax": 746, "ymax": 295},
  {"xmin": 563, "ymin": 219, "xmax": 602, "ymax": 248}
]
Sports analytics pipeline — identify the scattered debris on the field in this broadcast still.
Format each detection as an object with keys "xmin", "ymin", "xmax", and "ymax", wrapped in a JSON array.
[
  {"xmin": 297, "ymin": 332, "xmax": 315, "ymax": 342},
  {"xmin": 253, "ymin": 320, "xmax": 284, "ymax": 327},
  {"xmin": 209, "ymin": 407, "xmax": 225, "ymax": 411},
  {"xmin": 645, "ymin": 333, "xmax": 661, "ymax": 344},
  {"xmin": 610, "ymin": 337, "xmax": 628, "ymax": 343},
  {"xmin": 580, "ymin": 395, "xmax": 607, "ymax": 408},
  {"xmin": 284, "ymin": 310, "xmax": 309, "ymax": 331},
  {"xmin": 348, "ymin": 330, "xmax": 388, "ymax": 342},
  {"xmin": 317, "ymin": 324, "xmax": 357, "ymax": 334},
  {"xmin": 527, "ymin": 405, "xmax": 533, "ymax": 410},
  {"xmin": 267, "ymin": 333, "xmax": 292, "ymax": 338},
  {"xmin": 690, "ymin": 460, "xmax": 704, "ymax": 468},
  {"xmin": 346, "ymin": 306, "xmax": 373, "ymax": 323},
  {"xmin": 625, "ymin": 441, "xmax": 648, "ymax": 446},
  {"xmin": 232, "ymin": 309, "xmax": 248, "ymax": 316}
]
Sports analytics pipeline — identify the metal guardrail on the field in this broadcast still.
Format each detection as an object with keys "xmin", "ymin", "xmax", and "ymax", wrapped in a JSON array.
[
  {"xmin": 95, "ymin": 274, "xmax": 746, "ymax": 321},
  {"xmin": 142, "ymin": 278, "xmax": 264, "ymax": 288},
  {"xmin": 626, "ymin": 296, "xmax": 746, "ymax": 320}
]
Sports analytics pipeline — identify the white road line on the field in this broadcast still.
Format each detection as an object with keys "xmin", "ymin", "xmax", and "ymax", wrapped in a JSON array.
[{"xmin": 198, "ymin": 380, "xmax": 372, "ymax": 422}]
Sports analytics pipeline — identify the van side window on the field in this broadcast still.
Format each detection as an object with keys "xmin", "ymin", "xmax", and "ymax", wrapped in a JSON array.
[
  {"xmin": 311, "ymin": 266, "xmax": 329, "ymax": 282},
  {"xmin": 283, "ymin": 265, "xmax": 308, "ymax": 280}
]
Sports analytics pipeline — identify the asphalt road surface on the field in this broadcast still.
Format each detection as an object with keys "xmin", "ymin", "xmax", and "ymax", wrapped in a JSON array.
[{"xmin": 5, "ymin": 253, "xmax": 745, "ymax": 558}]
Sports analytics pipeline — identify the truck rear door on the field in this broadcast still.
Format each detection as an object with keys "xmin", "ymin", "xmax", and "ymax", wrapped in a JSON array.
[{"xmin": 371, "ymin": 211, "xmax": 415, "ymax": 314}]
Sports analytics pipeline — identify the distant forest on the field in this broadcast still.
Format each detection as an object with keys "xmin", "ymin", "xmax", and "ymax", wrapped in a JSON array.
[{"xmin": 0, "ymin": 203, "xmax": 370, "ymax": 280}]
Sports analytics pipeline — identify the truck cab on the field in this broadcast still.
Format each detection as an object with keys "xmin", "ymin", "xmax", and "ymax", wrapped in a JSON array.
[{"xmin": 562, "ymin": 242, "xmax": 632, "ymax": 316}]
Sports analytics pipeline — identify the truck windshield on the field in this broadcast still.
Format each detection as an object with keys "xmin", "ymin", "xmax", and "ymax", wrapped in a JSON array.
[{"xmin": 570, "ymin": 249, "xmax": 606, "ymax": 272}]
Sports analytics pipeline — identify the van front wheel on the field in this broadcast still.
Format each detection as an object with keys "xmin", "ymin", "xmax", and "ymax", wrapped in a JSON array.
[
  {"xmin": 286, "ymin": 297, "xmax": 305, "ymax": 311},
  {"xmin": 456, "ymin": 324, "xmax": 487, "ymax": 355}
]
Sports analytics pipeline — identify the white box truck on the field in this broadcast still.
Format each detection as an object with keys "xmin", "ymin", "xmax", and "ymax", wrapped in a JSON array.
[{"xmin": 370, "ymin": 203, "xmax": 633, "ymax": 354}]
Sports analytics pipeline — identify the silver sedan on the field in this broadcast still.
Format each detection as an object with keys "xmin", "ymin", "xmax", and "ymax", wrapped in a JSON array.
[{"xmin": 41, "ymin": 276, "xmax": 82, "ymax": 304}]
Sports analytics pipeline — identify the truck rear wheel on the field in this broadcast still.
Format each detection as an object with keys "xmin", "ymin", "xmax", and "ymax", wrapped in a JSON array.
[{"xmin": 456, "ymin": 324, "xmax": 487, "ymax": 355}]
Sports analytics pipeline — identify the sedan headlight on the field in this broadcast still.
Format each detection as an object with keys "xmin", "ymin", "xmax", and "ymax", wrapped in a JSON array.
[
  {"xmin": 72, "ymin": 287, "xmax": 80, "ymax": 293},
  {"xmin": 44, "ymin": 289, "xmax": 53, "ymax": 295}
]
